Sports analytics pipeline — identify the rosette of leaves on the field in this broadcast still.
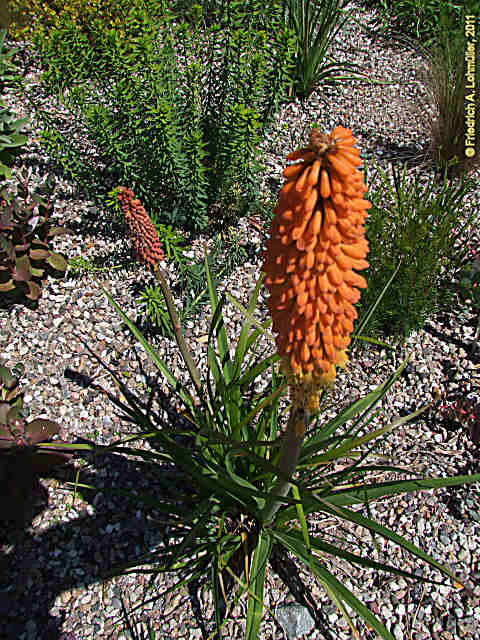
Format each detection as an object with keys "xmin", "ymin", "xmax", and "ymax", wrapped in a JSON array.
[
  {"xmin": 0, "ymin": 170, "xmax": 70, "ymax": 304},
  {"xmin": 0, "ymin": 362, "xmax": 72, "ymax": 524}
]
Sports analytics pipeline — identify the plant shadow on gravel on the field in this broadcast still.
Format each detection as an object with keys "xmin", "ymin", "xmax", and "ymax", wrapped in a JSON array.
[
  {"xmin": 0, "ymin": 359, "xmax": 335, "ymax": 640},
  {"xmin": 0, "ymin": 376, "xmax": 212, "ymax": 639}
]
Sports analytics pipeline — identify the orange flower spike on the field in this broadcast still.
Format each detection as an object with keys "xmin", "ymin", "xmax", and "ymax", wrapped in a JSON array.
[
  {"xmin": 261, "ymin": 127, "xmax": 370, "ymax": 409},
  {"xmin": 117, "ymin": 186, "xmax": 164, "ymax": 268}
]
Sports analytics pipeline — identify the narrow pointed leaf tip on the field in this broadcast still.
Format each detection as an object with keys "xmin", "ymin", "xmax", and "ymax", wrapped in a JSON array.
[{"xmin": 261, "ymin": 126, "xmax": 370, "ymax": 410}]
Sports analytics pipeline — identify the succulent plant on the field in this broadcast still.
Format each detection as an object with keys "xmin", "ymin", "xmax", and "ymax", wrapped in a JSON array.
[
  {"xmin": 0, "ymin": 362, "xmax": 72, "ymax": 525},
  {"xmin": 0, "ymin": 168, "xmax": 70, "ymax": 304}
]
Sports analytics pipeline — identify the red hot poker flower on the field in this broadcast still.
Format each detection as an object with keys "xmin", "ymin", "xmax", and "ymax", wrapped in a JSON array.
[
  {"xmin": 262, "ymin": 126, "xmax": 370, "ymax": 410},
  {"xmin": 117, "ymin": 186, "xmax": 164, "ymax": 268}
]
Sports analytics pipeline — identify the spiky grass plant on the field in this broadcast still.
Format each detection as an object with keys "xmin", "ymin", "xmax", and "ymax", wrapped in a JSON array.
[
  {"xmin": 59, "ymin": 129, "xmax": 480, "ymax": 640},
  {"xmin": 420, "ymin": 12, "xmax": 479, "ymax": 175}
]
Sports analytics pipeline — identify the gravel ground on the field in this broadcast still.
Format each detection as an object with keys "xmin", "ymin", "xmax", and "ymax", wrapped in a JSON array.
[{"xmin": 1, "ymin": 3, "xmax": 480, "ymax": 640}]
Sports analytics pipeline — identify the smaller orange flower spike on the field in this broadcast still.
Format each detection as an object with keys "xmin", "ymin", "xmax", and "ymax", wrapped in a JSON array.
[
  {"xmin": 117, "ymin": 186, "xmax": 164, "ymax": 268},
  {"xmin": 262, "ymin": 126, "xmax": 370, "ymax": 410}
]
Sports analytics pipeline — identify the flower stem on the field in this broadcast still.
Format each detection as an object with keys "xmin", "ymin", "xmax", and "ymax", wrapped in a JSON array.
[
  {"xmin": 260, "ymin": 404, "xmax": 308, "ymax": 525},
  {"xmin": 154, "ymin": 266, "xmax": 202, "ymax": 395}
]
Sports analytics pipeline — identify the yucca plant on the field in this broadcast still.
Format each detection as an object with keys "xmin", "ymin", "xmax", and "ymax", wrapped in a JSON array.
[
  {"xmin": 283, "ymin": 0, "xmax": 365, "ymax": 98},
  {"xmin": 58, "ymin": 128, "xmax": 480, "ymax": 639}
]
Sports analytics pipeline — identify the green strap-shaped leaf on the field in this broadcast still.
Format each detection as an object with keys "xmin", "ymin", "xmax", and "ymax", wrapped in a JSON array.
[
  {"xmin": 300, "ymin": 493, "xmax": 476, "ymax": 591},
  {"xmin": 275, "ymin": 527, "xmax": 444, "ymax": 586},
  {"xmin": 300, "ymin": 356, "xmax": 410, "ymax": 461},
  {"xmin": 272, "ymin": 528, "xmax": 395, "ymax": 640},
  {"xmin": 245, "ymin": 529, "xmax": 273, "ymax": 640},
  {"xmin": 303, "ymin": 403, "xmax": 429, "ymax": 467},
  {"xmin": 205, "ymin": 251, "xmax": 233, "ymax": 383},
  {"xmin": 100, "ymin": 284, "xmax": 196, "ymax": 412},
  {"xmin": 325, "ymin": 473, "xmax": 480, "ymax": 508},
  {"xmin": 232, "ymin": 274, "xmax": 264, "ymax": 379}
]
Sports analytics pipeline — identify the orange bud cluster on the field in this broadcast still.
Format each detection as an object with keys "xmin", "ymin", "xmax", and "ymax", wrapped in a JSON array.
[
  {"xmin": 117, "ymin": 186, "xmax": 164, "ymax": 268},
  {"xmin": 262, "ymin": 126, "xmax": 370, "ymax": 407}
]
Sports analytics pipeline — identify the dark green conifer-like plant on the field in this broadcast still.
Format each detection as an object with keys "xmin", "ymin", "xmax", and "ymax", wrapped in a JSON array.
[{"xmin": 0, "ymin": 29, "xmax": 28, "ymax": 179}]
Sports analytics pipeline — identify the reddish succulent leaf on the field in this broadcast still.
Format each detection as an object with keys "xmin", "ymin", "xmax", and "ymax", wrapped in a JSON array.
[
  {"xmin": 25, "ymin": 280, "xmax": 41, "ymax": 300},
  {"xmin": 25, "ymin": 419, "xmax": 60, "ymax": 443},
  {"xmin": 47, "ymin": 252, "xmax": 67, "ymax": 271},
  {"xmin": 13, "ymin": 254, "xmax": 32, "ymax": 281},
  {"xmin": 30, "ymin": 266, "xmax": 44, "ymax": 277},
  {"xmin": 0, "ymin": 279, "xmax": 14, "ymax": 291},
  {"xmin": 12, "ymin": 268, "xmax": 31, "ymax": 282},
  {"xmin": 29, "ymin": 248, "xmax": 50, "ymax": 260},
  {"xmin": 0, "ymin": 405, "xmax": 9, "ymax": 427}
]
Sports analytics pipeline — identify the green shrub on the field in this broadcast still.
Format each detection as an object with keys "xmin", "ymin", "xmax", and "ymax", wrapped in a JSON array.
[
  {"xmin": 29, "ymin": 2, "xmax": 294, "ymax": 231},
  {"xmin": 358, "ymin": 163, "xmax": 477, "ymax": 339},
  {"xmin": 363, "ymin": 0, "xmax": 464, "ymax": 46},
  {"xmin": 0, "ymin": 29, "xmax": 27, "ymax": 179},
  {"xmin": 0, "ymin": 169, "xmax": 70, "ymax": 305},
  {"xmin": 5, "ymin": 0, "xmax": 165, "ymax": 41}
]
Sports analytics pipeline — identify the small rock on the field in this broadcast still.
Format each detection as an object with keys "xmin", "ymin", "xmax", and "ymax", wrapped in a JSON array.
[{"xmin": 276, "ymin": 603, "xmax": 315, "ymax": 639}]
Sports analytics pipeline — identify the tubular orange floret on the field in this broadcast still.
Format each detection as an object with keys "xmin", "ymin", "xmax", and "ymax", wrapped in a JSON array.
[
  {"xmin": 117, "ymin": 186, "xmax": 164, "ymax": 268},
  {"xmin": 261, "ymin": 126, "xmax": 370, "ymax": 410}
]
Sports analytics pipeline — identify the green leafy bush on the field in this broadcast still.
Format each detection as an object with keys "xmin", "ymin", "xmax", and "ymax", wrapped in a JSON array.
[
  {"xmin": 0, "ymin": 361, "xmax": 72, "ymax": 525},
  {"xmin": 363, "ymin": 0, "xmax": 464, "ymax": 46},
  {"xmin": 5, "ymin": 0, "xmax": 165, "ymax": 41},
  {"xmin": 0, "ymin": 169, "xmax": 70, "ymax": 304},
  {"xmin": 30, "ymin": 2, "xmax": 294, "ymax": 231},
  {"xmin": 0, "ymin": 29, "xmax": 27, "ymax": 179},
  {"xmin": 358, "ymin": 163, "xmax": 476, "ymax": 339}
]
